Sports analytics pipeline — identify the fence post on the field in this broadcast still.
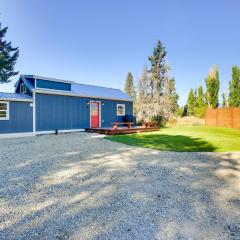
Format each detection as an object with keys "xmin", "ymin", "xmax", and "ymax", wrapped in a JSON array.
[
  {"xmin": 216, "ymin": 108, "xmax": 219, "ymax": 127},
  {"xmin": 231, "ymin": 108, "xmax": 234, "ymax": 128}
]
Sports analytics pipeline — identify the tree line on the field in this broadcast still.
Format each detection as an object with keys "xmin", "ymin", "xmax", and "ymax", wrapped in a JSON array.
[
  {"xmin": 124, "ymin": 40, "xmax": 178, "ymax": 125},
  {"xmin": 185, "ymin": 65, "xmax": 240, "ymax": 118}
]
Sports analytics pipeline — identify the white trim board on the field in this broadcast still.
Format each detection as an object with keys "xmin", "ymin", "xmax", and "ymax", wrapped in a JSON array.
[
  {"xmin": 36, "ymin": 129, "xmax": 85, "ymax": 135},
  {"xmin": 0, "ymin": 129, "xmax": 85, "ymax": 139},
  {"xmin": 0, "ymin": 101, "xmax": 9, "ymax": 120},
  {"xmin": 32, "ymin": 92, "xmax": 36, "ymax": 134},
  {"xmin": 33, "ymin": 75, "xmax": 74, "ymax": 84},
  {"xmin": 34, "ymin": 89, "xmax": 133, "ymax": 102},
  {"xmin": 0, "ymin": 98, "xmax": 33, "ymax": 102},
  {"xmin": 0, "ymin": 132, "xmax": 35, "ymax": 139}
]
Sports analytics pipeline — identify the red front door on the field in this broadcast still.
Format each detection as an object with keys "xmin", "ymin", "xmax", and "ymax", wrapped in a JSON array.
[{"xmin": 90, "ymin": 102, "xmax": 100, "ymax": 128}]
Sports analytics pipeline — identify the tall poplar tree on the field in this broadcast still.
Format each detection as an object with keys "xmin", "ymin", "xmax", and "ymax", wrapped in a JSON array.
[
  {"xmin": 0, "ymin": 23, "xmax": 19, "ymax": 83},
  {"xmin": 205, "ymin": 65, "xmax": 219, "ymax": 108},
  {"xmin": 228, "ymin": 65, "xmax": 240, "ymax": 107},
  {"xmin": 187, "ymin": 89, "xmax": 195, "ymax": 116},
  {"xmin": 196, "ymin": 85, "xmax": 205, "ymax": 107},
  {"xmin": 195, "ymin": 85, "xmax": 207, "ymax": 117}
]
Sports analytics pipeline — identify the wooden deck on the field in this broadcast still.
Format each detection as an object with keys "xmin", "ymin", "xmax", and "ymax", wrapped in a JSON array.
[{"xmin": 85, "ymin": 126, "xmax": 159, "ymax": 135}]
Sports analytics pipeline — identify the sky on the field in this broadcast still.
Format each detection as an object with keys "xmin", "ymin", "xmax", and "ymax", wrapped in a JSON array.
[{"xmin": 0, "ymin": 0, "xmax": 239, "ymax": 105}]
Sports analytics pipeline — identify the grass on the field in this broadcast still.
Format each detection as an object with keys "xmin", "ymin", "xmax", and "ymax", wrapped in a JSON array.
[{"xmin": 106, "ymin": 126, "xmax": 240, "ymax": 152}]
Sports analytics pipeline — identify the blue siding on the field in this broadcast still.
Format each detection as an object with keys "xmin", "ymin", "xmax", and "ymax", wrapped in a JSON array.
[
  {"xmin": 35, "ymin": 93, "xmax": 133, "ymax": 131},
  {"xmin": 15, "ymin": 79, "xmax": 33, "ymax": 97},
  {"xmin": 0, "ymin": 101, "xmax": 33, "ymax": 133},
  {"xmin": 36, "ymin": 79, "xmax": 71, "ymax": 91},
  {"xmin": 25, "ymin": 77, "xmax": 35, "ymax": 87}
]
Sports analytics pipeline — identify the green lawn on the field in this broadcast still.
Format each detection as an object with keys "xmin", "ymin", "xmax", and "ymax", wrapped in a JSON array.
[{"xmin": 106, "ymin": 126, "xmax": 240, "ymax": 152}]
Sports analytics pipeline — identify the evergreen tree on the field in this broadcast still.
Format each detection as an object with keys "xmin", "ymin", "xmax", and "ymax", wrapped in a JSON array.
[
  {"xmin": 222, "ymin": 93, "xmax": 227, "ymax": 108},
  {"xmin": 0, "ymin": 23, "xmax": 19, "ymax": 83},
  {"xmin": 124, "ymin": 72, "xmax": 135, "ymax": 97},
  {"xmin": 148, "ymin": 40, "xmax": 167, "ymax": 98},
  {"xmin": 182, "ymin": 105, "xmax": 188, "ymax": 117},
  {"xmin": 148, "ymin": 40, "xmax": 170, "ymax": 120},
  {"xmin": 164, "ymin": 77, "xmax": 179, "ymax": 114},
  {"xmin": 205, "ymin": 65, "xmax": 219, "ymax": 108},
  {"xmin": 124, "ymin": 72, "xmax": 137, "ymax": 115},
  {"xmin": 228, "ymin": 65, "xmax": 240, "ymax": 107},
  {"xmin": 135, "ymin": 40, "xmax": 178, "ymax": 124},
  {"xmin": 187, "ymin": 89, "xmax": 195, "ymax": 115}
]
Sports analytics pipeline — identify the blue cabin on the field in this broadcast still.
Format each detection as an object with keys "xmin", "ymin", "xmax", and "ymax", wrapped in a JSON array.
[{"xmin": 0, "ymin": 75, "xmax": 133, "ymax": 137}]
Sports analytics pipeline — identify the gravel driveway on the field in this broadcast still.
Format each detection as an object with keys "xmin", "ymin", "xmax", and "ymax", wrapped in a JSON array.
[{"xmin": 0, "ymin": 132, "xmax": 239, "ymax": 240}]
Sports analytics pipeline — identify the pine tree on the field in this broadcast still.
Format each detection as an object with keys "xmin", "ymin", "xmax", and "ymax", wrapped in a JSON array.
[
  {"xmin": 222, "ymin": 93, "xmax": 227, "ymax": 108},
  {"xmin": 205, "ymin": 65, "xmax": 219, "ymax": 108},
  {"xmin": 187, "ymin": 89, "xmax": 195, "ymax": 115},
  {"xmin": 124, "ymin": 72, "xmax": 135, "ymax": 97},
  {"xmin": 228, "ymin": 65, "xmax": 240, "ymax": 107},
  {"xmin": 0, "ymin": 23, "xmax": 19, "ymax": 83},
  {"xmin": 164, "ymin": 77, "xmax": 179, "ymax": 114},
  {"xmin": 148, "ymin": 40, "xmax": 170, "ymax": 119},
  {"xmin": 148, "ymin": 40, "xmax": 167, "ymax": 97},
  {"xmin": 124, "ymin": 72, "xmax": 137, "ymax": 115}
]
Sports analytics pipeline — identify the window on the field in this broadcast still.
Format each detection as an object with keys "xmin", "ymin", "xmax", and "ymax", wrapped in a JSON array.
[
  {"xmin": 0, "ymin": 102, "xmax": 9, "ymax": 120},
  {"xmin": 117, "ymin": 104, "xmax": 125, "ymax": 116},
  {"xmin": 20, "ymin": 83, "xmax": 27, "ymax": 94}
]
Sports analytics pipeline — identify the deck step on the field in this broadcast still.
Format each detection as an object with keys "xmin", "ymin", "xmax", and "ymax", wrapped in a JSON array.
[{"xmin": 85, "ymin": 127, "xmax": 159, "ymax": 135}]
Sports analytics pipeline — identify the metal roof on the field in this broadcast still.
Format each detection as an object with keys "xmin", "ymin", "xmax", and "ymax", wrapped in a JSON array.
[
  {"xmin": 21, "ymin": 75, "xmax": 132, "ymax": 101},
  {"xmin": 71, "ymin": 83, "xmax": 132, "ymax": 101},
  {"xmin": 0, "ymin": 92, "xmax": 33, "ymax": 101}
]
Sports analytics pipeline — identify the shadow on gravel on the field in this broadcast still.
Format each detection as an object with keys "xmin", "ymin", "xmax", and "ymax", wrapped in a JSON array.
[{"xmin": 0, "ymin": 133, "xmax": 239, "ymax": 239}]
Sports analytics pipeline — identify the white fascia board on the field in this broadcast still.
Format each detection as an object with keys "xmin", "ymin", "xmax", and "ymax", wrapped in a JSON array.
[
  {"xmin": 33, "ymin": 75, "xmax": 74, "ymax": 84},
  {"xmin": 0, "ymin": 98, "xmax": 33, "ymax": 102},
  {"xmin": 21, "ymin": 75, "xmax": 34, "ymax": 91},
  {"xmin": 33, "ymin": 89, "xmax": 133, "ymax": 102},
  {"xmin": 36, "ymin": 129, "xmax": 85, "ymax": 135}
]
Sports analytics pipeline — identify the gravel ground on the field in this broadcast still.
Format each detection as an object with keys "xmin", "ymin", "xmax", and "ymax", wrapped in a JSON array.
[{"xmin": 0, "ymin": 132, "xmax": 239, "ymax": 240}]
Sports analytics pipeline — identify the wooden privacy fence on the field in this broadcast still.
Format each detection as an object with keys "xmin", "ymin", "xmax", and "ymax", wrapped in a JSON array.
[{"xmin": 205, "ymin": 108, "xmax": 240, "ymax": 128}]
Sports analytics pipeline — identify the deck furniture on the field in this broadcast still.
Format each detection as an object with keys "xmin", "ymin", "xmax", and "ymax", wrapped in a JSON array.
[
  {"xmin": 142, "ymin": 121, "xmax": 157, "ymax": 128},
  {"xmin": 112, "ymin": 122, "xmax": 134, "ymax": 129}
]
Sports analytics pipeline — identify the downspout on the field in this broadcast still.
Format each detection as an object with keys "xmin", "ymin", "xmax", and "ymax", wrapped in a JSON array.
[{"xmin": 32, "ymin": 78, "xmax": 36, "ymax": 135}]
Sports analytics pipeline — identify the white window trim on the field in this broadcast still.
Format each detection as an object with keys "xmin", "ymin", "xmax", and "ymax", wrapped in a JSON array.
[
  {"xmin": 20, "ymin": 83, "xmax": 27, "ymax": 94},
  {"xmin": 0, "ymin": 101, "xmax": 9, "ymax": 120},
  {"xmin": 117, "ymin": 104, "xmax": 125, "ymax": 116}
]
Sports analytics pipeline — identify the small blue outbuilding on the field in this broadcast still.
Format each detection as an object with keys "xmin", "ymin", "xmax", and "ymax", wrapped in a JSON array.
[{"xmin": 0, "ymin": 75, "xmax": 133, "ymax": 137}]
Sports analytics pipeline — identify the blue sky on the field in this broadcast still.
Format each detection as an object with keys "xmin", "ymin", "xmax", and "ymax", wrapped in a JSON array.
[{"xmin": 0, "ymin": 0, "xmax": 239, "ymax": 105}]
